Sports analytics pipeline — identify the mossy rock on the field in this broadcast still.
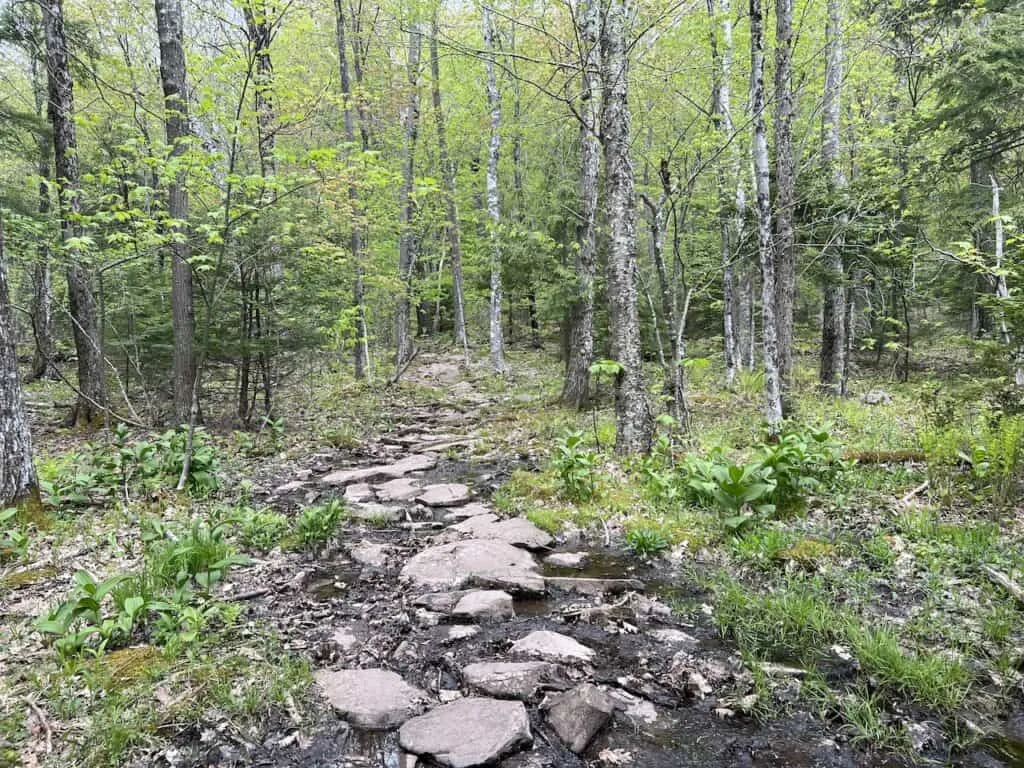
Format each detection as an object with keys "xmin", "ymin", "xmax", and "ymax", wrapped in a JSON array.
[
  {"xmin": 94, "ymin": 646, "xmax": 165, "ymax": 689},
  {"xmin": 0, "ymin": 566, "xmax": 56, "ymax": 590},
  {"xmin": 776, "ymin": 538, "xmax": 836, "ymax": 567}
]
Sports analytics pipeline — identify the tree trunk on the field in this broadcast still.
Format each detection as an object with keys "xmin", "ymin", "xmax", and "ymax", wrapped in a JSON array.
[
  {"xmin": 29, "ymin": 55, "xmax": 54, "ymax": 382},
  {"xmin": 396, "ymin": 26, "xmax": 422, "ymax": 372},
  {"xmin": 154, "ymin": 0, "xmax": 197, "ymax": 424},
  {"xmin": 602, "ymin": 0, "xmax": 652, "ymax": 453},
  {"xmin": 40, "ymin": 0, "xmax": 107, "ymax": 427},
  {"xmin": 561, "ymin": 0, "xmax": 600, "ymax": 408},
  {"xmin": 773, "ymin": 0, "xmax": 796, "ymax": 390},
  {"xmin": 751, "ymin": 0, "xmax": 783, "ymax": 429},
  {"xmin": 483, "ymin": 7, "xmax": 508, "ymax": 374},
  {"xmin": 818, "ymin": 0, "xmax": 847, "ymax": 395},
  {"xmin": 430, "ymin": 16, "xmax": 469, "ymax": 359},
  {"xmin": 991, "ymin": 175, "xmax": 1024, "ymax": 385},
  {"xmin": 335, "ymin": 0, "xmax": 370, "ymax": 379},
  {"xmin": 0, "ymin": 212, "xmax": 41, "ymax": 511}
]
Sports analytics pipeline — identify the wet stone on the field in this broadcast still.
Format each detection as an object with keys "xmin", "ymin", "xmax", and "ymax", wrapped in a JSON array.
[
  {"xmin": 374, "ymin": 477, "xmax": 422, "ymax": 502},
  {"xmin": 348, "ymin": 502, "xmax": 403, "ymax": 522},
  {"xmin": 462, "ymin": 661, "xmax": 555, "ymax": 700},
  {"xmin": 544, "ymin": 683, "xmax": 617, "ymax": 754},
  {"xmin": 443, "ymin": 502, "xmax": 495, "ymax": 522},
  {"xmin": 511, "ymin": 631, "xmax": 595, "ymax": 665},
  {"xmin": 452, "ymin": 590, "xmax": 515, "ymax": 621},
  {"xmin": 314, "ymin": 668, "xmax": 427, "ymax": 729},
  {"xmin": 416, "ymin": 483, "xmax": 473, "ymax": 507},
  {"xmin": 647, "ymin": 628, "xmax": 700, "ymax": 651},
  {"xmin": 447, "ymin": 516, "xmax": 554, "ymax": 551},
  {"xmin": 400, "ymin": 539, "xmax": 545, "ymax": 594},
  {"xmin": 344, "ymin": 483, "xmax": 376, "ymax": 503},
  {"xmin": 543, "ymin": 552, "xmax": 588, "ymax": 569},
  {"xmin": 348, "ymin": 539, "xmax": 388, "ymax": 567},
  {"xmin": 544, "ymin": 576, "xmax": 645, "ymax": 595},
  {"xmin": 321, "ymin": 453, "xmax": 438, "ymax": 486},
  {"xmin": 446, "ymin": 625, "xmax": 481, "ymax": 643},
  {"xmin": 399, "ymin": 697, "xmax": 531, "ymax": 767}
]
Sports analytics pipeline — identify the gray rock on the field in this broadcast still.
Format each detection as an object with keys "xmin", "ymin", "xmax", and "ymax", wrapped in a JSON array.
[
  {"xmin": 314, "ymin": 668, "xmax": 426, "ymax": 729},
  {"xmin": 322, "ymin": 453, "xmax": 438, "ymax": 486},
  {"xmin": 511, "ymin": 631, "xmax": 595, "ymax": 664},
  {"xmin": 446, "ymin": 625, "xmax": 481, "ymax": 642},
  {"xmin": 417, "ymin": 483, "xmax": 473, "ymax": 507},
  {"xmin": 452, "ymin": 590, "xmax": 515, "ymax": 621},
  {"xmin": 545, "ymin": 577, "xmax": 644, "ymax": 595},
  {"xmin": 344, "ymin": 483, "xmax": 375, "ymax": 503},
  {"xmin": 448, "ymin": 516, "xmax": 554, "ymax": 551},
  {"xmin": 443, "ymin": 502, "xmax": 495, "ymax": 522},
  {"xmin": 413, "ymin": 591, "xmax": 470, "ymax": 613},
  {"xmin": 861, "ymin": 389, "xmax": 893, "ymax": 405},
  {"xmin": 348, "ymin": 539, "xmax": 388, "ymax": 567},
  {"xmin": 331, "ymin": 625, "xmax": 362, "ymax": 653},
  {"xmin": 543, "ymin": 552, "xmax": 588, "ymax": 569},
  {"xmin": 348, "ymin": 502, "xmax": 403, "ymax": 522},
  {"xmin": 374, "ymin": 477, "xmax": 422, "ymax": 502},
  {"xmin": 273, "ymin": 480, "xmax": 306, "ymax": 495},
  {"xmin": 399, "ymin": 698, "xmax": 531, "ymax": 767},
  {"xmin": 401, "ymin": 539, "xmax": 545, "ymax": 594},
  {"xmin": 647, "ymin": 628, "xmax": 700, "ymax": 650},
  {"xmin": 462, "ymin": 661, "xmax": 555, "ymax": 700},
  {"xmin": 544, "ymin": 683, "xmax": 616, "ymax": 754}
]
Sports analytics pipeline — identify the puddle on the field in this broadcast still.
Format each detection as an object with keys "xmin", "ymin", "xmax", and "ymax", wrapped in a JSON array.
[
  {"xmin": 513, "ymin": 596, "xmax": 553, "ymax": 617},
  {"xmin": 305, "ymin": 565, "xmax": 362, "ymax": 601}
]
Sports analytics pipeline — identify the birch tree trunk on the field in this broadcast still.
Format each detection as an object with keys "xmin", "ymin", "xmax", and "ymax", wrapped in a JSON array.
[
  {"xmin": 560, "ymin": 0, "xmax": 601, "ymax": 408},
  {"xmin": 430, "ymin": 16, "xmax": 469, "ymax": 358},
  {"xmin": 483, "ymin": 6, "xmax": 508, "ymax": 374},
  {"xmin": 0, "ymin": 212, "xmax": 41, "ymax": 510},
  {"xmin": 603, "ymin": 0, "xmax": 653, "ymax": 453},
  {"xmin": 751, "ymin": 0, "xmax": 783, "ymax": 428},
  {"xmin": 773, "ymin": 0, "xmax": 796, "ymax": 390},
  {"xmin": 819, "ymin": 0, "xmax": 847, "ymax": 395},
  {"xmin": 40, "ymin": 0, "xmax": 108, "ymax": 427},
  {"xmin": 30, "ymin": 54, "xmax": 54, "ymax": 382},
  {"xmin": 334, "ymin": 0, "xmax": 370, "ymax": 380},
  {"xmin": 396, "ymin": 26, "xmax": 422, "ymax": 371},
  {"xmin": 154, "ymin": 0, "xmax": 197, "ymax": 424},
  {"xmin": 991, "ymin": 175, "xmax": 1024, "ymax": 386}
]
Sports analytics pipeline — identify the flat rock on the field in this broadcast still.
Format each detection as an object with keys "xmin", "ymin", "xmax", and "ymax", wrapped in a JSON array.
[
  {"xmin": 448, "ymin": 516, "xmax": 554, "ymax": 551},
  {"xmin": 399, "ymin": 697, "xmax": 531, "ymax": 767},
  {"xmin": 273, "ymin": 479, "xmax": 306, "ymax": 495},
  {"xmin": 648, "ymin": 628, "xmax": 700, "ymax": 650},
  {"xmin": 452, "ymin": 590, "xmax": 515, "ymax": 621},
  {"xmin": 543, "ymin": 552, "xmax": 588, "ymax": 569},
  {"xmin": 446, "ymin": 625, "xmax": 481, "ymax": 642},
  {"xmin": 322, "ymin": 453, "xmax": 438, "ymax": 486},
  {"xmin": 344, "ymin": 483, "xmax": 375, "ymax": 503},
  {"xmin": 374, "ymin": 477, "xmax": 422, "ymax": 502},
  {"xmin": 401, "ymin": 539, "xmax": 545, "ymax": 594},
  {"xmin": 348, "ymin": 539, "xmax": 388, "ymax": 567},
  {"xmin": 443, "ymin": 502, "xmax": 495, "ymax": 522},
  {"xmin": 545, "ymin": 577, "xmax": 644, "ymax": 596},
  {"xmin": 511, "ymin": 631, "xmax": 594, "ymax": 664},
  {"xmin": 347, "ymin": 502, "xmax": 403, "ymax": 522},
  {"xmin": 544, "ymin": 683, "xmax": 616, "ymax": 754},
  {"xmin": 417, "ymin": 483, "xmax": 472, "ymax": 507},
  {"xmin": 462, "ymin": 661, "xmax": 555, "ymax": 700},
  {"xmin": 314, "ymin": 668, "xmax": 426, "ymax": 729},
  {"xmin": 331, "ymin": 625, "xmax": 363, "ymax": 653}
]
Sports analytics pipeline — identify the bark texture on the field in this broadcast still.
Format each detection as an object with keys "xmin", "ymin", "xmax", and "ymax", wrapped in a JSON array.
[
  {"xmin": 41, "ymin": 0, "xmax": 108, "ymax": 427},
  {"xmin": 602, "ymin": 0, "xmax": 653, "ymax": 453},
  {"xmin": 30, "ymin": 54, "xmax": 54, "ymax": 381},
  {"xmin": 0, "ymin": 212, "xmax": 41, "ymax": 509},
  {"xmin": 773, "ymin": 0, "xmax": 796, "ymax": 389},
  {"xmin": 483, "ymin": 7, "xmax": 508, "ymax": 374},
  {"xmin": 154, "ymin": 0, "xmax": 196, "ymax": 423},
  {"xmin": 991, "ymin": 176, "xmax": 1024, "ymax": 386},
  {"xmin": 751, "ymin": 0, "xmax": 783, "ymax": 428},
  {"xmin": 561, "ymin": 0, "xmax": 601, "ymax": 408},
  {"xmin": 396, "ymin": 26, "xmax": 422, "ymax": 372},
  {"xmin": 819, "ymin": 0, "xmax": 847, "ymax": 395}
]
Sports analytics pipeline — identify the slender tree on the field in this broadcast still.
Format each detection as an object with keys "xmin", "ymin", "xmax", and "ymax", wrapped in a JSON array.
[
  {"xmin": 396, "ymin": 25, "xmax": 422, "ymax": 372},
  {"xmin": 40, "ymin": 0, "xmax": 107, "ymax": 427},
  {"xmin": 774, "ymin": 0, "xmax": 796, "ymax": 389},
  {"xmin": 0, "ymin": 211, "xmax": 41, "ymax": 510},
  {"xmin": 561, "ymin": 0, "xmax": 601, "ymax": 408},
  {"xmin": 30, "ymin": 46, "xmax": 54, "ymax": 382},
  {"xmin": 483, "ymin": 5, "xmax": 508, "ymax": 373},
  {"xmin": 154, "ymin": 0, "xmax": 196, "ymax": 423},
  {"xmin": 603, "ymin": 0, "xmax": 652, "ymax": 453},
  {"xmin": 751, "ymin": 0, "xmax": 783, "ymax": 428},
  {"xmin": 819, "ymin": 0, "xmax": 847, "ymax": 394}
]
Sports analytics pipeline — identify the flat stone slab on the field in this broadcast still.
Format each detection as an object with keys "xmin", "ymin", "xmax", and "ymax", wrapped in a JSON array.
[
  {"xmin": 443, "ymin": 502, "xmax": 495, "ymax": 522},
  {"xmin": 399, "ymin": 697, "xmax": 531, "ymax": 767},
  {"xmin": 314, "ymin": 668, "xmax": 426, "ymax": 729},
  {"xmin": 544, "ymin": 683, "xmax": 616, "ymax": 754},
  {"xmin": 374, "ymin": 477, "xmax": 422, "ymax": 502},
  {"xmin": 348, "ymin": 539, "xmax": 388, "ymax": 567},
  {"xmin": 452, "ymin": 590, "xmax": 515, "ymax": 621},
  {"xmin": 462, "ymin": 661, "xmax": 555, "ymax": 700},
  {"xmin": 322, "ymin": 453, "xmax": 437, "ymax": 486},
  {"xmin": 511, "ymin": 631, "xmax": 595, "ymax": 664},
  {"xmin": 448, "ymin": 516, "xmax": 553, "ymax": 551},
  {"xmin": 348, "ymin": 502, "xmax": 402, "ymax": 522},
  {"xmin": 543, "ymin": 552, "xmax": 588, "ymax": 569},
  {"xmin": 401, "ymin": 539, "xmax": 545, "ymax": 594},
  {"xmin": 648, "ymin": 628, "xmax": 701, "ymax": 650},
  {"xmin": 416, "ymin": 483, "xmax": 472, "ymax": 507},
  {"xmin": 545, "ymin": 577, "xmax": 644, "ymax": 596},
  {"xmin": 344, "ymin": 483, "xmax": 375, "ymax": 503}
]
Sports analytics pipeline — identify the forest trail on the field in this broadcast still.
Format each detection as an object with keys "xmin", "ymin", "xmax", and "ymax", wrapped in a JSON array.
[{"xmin": 227, "ymin": 353, "xmax": 905, "ymax": 768}]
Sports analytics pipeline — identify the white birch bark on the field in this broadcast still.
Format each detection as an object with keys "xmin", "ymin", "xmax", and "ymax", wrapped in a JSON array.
[{"xmin": 483, "ymin": 6, "xmax": 508, "ymax": 373}]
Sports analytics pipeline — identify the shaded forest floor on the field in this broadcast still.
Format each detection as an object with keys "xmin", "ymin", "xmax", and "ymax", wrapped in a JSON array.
[{"xmin": 3, "ymin": 343, "xmax": 1024, "ymax": 767}]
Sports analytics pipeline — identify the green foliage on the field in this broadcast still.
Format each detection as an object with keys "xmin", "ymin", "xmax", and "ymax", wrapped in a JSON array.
[
  {"xmin": 757, "ymin": 422, "xmax": 846, "ymax": 508},
  {"xmin": 686, "ymin": 456, "xmax": 777, "ymax": 533},
  {"xmin": 840, "ymin": 689, "xmax": 904, "ymax": 749},
  {"xmin": 624, "ymin": 523, "xmax": 670, "ymax": 557},
  {"xmin": 237, "ymin": 506, "xmax": 291, "ymax": 552},
  {"xmin": 291, "ymin": 500, "xmax": 344, "ymax": 550},
  {"xmin": 234, "ymin": 416, "xmax": 286, "ymax": 457},
  {"xmin": 0, "ymin": 508, "xmax": 29, "ymax": 561},
  {"xmin": 551, "ymin": 430, "xmax": 601, "ymax": 502}
]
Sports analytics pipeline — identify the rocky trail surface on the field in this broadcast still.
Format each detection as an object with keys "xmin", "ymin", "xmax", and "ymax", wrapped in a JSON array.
[{"xmin": 213, "ymin": 354, "xmax": 920, "ymax": 768}]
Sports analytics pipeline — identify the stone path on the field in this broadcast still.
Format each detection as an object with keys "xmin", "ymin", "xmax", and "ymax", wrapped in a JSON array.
[{"xmin": 248, "ymin": 353, "xmax": 884, "ymax": 768}]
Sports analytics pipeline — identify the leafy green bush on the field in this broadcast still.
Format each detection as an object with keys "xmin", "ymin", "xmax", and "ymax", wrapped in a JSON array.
[
  {"xmin": 143, "ymin": 518, "xmax": 249, "ymax": 591},
  {"xmin": 551, "ymin": 430, "xmax": 600, "ymax": 502},
  {"xmin": 757, "ymin": 422, "xmax": 845, "ymax": 508},
  {"xmin": 0, "ymin": 508, "xmax": 29, "ymax": 562},
  {"xmin": 625, "ymin": 523, "xmax": 670, "ymax": 556},
  {"xmin": 291, "ymin": 500, "xmax": 344, "ymax": 550},
  {"xmin": 238, "ymin": 507, "xmax": 291, "ymax": 552}
]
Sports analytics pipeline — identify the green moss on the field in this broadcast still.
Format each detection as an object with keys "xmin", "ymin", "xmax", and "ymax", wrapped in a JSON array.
[
  {"xmin": 0, "ymin": 565, "xmax": 56, "ymax": 590},
  {"xmin": 93, "ymin": 645, "xmax": 165, "ymax": 689},
  {"xmin": 776, "ymin": 538, "xmax": 837, "ymax": 568}
]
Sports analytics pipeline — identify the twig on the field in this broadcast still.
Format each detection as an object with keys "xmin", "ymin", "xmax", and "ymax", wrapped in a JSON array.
[
  {"xmin": 387, "ymin": 348, "xmax": 420, "ymax": 387},
  {"xmin": 234, "ymin": 587, "xmax": 272, "ymax": 601},
  {"xmin": 900, "ymin": 480, "xmax": 929, "ymax": 506},
  {"xmin": 982, "ymin": 565, "xmax": 1024, "ymax": 607},
  {"xmin": 25, "ymin": 698, "xmax": 52, "ymax": 754}
]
